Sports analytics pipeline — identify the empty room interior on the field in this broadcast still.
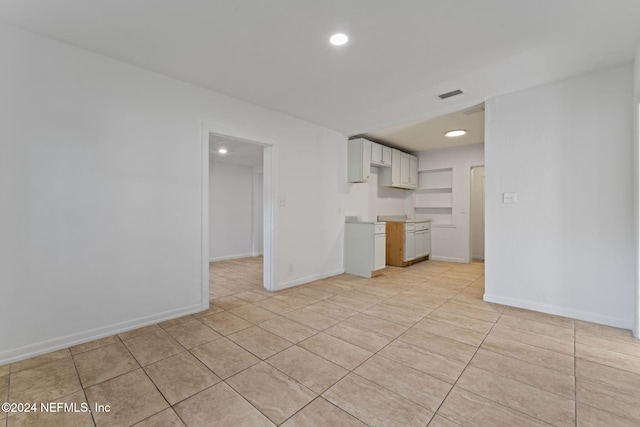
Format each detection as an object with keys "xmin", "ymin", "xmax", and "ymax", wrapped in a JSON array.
[{"xmin": 2, "ymin": 1, "xmax": 640, "ymax": 426}]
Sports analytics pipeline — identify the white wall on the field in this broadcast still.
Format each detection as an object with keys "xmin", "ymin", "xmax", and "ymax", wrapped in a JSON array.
[
  {"xmin": 209, "ymin": 161, "xmax": 253, "ymax": 261},
  {"xmin": 415, "ymin": 144, "xmax": 485, "ymax": 263},
  {"xmin": 343, "ymin": 165, "xmax": 409, "ymax": 222},
  {"xmin": 0, "ymin": 23, "xmax": 347, "ymax": 364},
  {"xmin": 634, "ymin": 43, "xmax": 640, "ymax": 337},
  {"xmin": 485, "ymin": 64, "xmax": 635, "ymax": 329}
]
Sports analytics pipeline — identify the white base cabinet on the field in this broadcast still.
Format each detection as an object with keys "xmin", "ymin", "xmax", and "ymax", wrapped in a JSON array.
[{"xmin": 345, "ymin": 222, "xmax": 386, "ymax": 278}]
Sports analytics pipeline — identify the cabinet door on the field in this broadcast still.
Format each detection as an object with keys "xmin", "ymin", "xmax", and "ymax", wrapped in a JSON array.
[
  {"xmin": 374, "ymin": 233, "xmax": 386, "ymax": 270},
  {"xmin": 424, "ymin": 230, "xmax": 431, "ymax": 256},
  {"xmin": 408, "ymin": 156, "xmax": 418, "ymax": 189},
  {"xmin": 415, "ymin": 230, "xmax": 425, "ymax": 258},
  {"xmin": 348, "ymin": 139, "xmax": 372, "ymax": 183},
  {"xmin": 381, "ymin": 145, "xmax": 392, "ymax": 166},
  {"xmin": 371, "ymin": 142, "xmax": 383, "ymax": 165},
  {"xmin": 404, "ymin": 231, "xmax": 415, "ymax": 262},
  {"xmin": 400, "ymin": 153, "xmax": 411, "ymax": 187}
]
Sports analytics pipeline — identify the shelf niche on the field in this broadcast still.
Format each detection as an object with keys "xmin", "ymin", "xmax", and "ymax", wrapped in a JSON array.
[{"xmin": 415, "ymin": 168, "xmax": 453, "ymax": 225}]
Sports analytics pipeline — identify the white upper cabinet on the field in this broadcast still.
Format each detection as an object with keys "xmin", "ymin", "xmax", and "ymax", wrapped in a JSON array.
[
  {"xmin": 379, "ymin": 148, "xmax": 418, "ymax": 189},
  {"xmin": 348, "ymin": 138, "xmax": 372, "ymax": 183},
  {"xmin": 371, "ymin": 142, "xmax": 392, "ymax": 167}
]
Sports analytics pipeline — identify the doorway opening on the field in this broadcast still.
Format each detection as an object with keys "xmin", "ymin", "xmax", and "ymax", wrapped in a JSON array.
[
  {"xmin": 470, "ymin": 166, "xmax": 485, "ymax": 262},
  {"xmin": 200, "ymin": 127, "xmax": 274, "ymax": 307}
]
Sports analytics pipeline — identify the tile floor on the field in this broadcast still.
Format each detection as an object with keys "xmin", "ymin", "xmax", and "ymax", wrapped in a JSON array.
[{"xmin": 2, "ymin": 257, "xmax": 640, "ymax": 426}]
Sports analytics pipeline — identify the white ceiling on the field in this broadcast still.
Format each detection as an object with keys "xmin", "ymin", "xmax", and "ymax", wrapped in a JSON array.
[
  {"xmin": 1, "ymin": 1, "xmax": 639, "ymax": 151},
  {"xmin": 210, "ymin": 134, "xmax": 264, "ymax": 167}
]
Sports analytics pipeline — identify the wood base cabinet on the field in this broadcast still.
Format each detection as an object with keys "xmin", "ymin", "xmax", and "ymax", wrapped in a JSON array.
[{"xmin": 385, "ymin": 221, "xmax": 431, "ymax": 267}]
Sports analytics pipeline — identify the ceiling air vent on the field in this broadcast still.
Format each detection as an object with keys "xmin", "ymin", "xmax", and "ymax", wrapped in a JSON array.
[{"xmin": 437, "ymin": 89, "xmax": 464, "ymax": 100}]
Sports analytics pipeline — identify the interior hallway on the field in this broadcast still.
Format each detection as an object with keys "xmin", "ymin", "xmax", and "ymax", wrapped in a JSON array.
[{"xmin": 2, "ymin": 259, "xmax": 640, "ymax": 426}]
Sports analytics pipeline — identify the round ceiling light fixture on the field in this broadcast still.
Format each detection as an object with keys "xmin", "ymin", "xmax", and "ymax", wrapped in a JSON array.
[
  {"xmin": 218, "ymin": 148, "xmax": 228, "ymax": 154},
  {"xmin": 445, "ymin": 129, "xmax": 467, "ymax": 137},
  {"xmin": 329, "ymin": 33, "xmax": 349, "ymax": 46}
]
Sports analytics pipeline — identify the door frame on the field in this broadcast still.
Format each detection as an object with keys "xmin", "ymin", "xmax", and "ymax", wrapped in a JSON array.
[{"xmin": 200, "ymin": 121, "xmax": 276, "ymax": 307}]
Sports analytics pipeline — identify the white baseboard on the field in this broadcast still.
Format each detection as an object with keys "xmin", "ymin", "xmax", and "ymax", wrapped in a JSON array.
[
  {"xmin": 431, "ymin": 255, "xmax": 466, "ymax": 263},
  {"xmin": 484, "ymin": 293, "xmax": 633, "ymax": 330},
  {"xmin": 0, "ymin": 303, "xmax": 206, "ymax": 366},
  {"xmin": 209, "ymin": 252, "xmax": 254, "ymax": 262},
  {"xmin": 274, "ymin": 269, "xmax": 345, "ymax": 291}
]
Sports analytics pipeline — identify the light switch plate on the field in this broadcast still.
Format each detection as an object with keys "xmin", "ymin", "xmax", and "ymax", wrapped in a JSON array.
[
  {"xmin": 279, "ymin": 197, "xmax": 287, "ymax": 207},
  {"xmin": 502, "ymin": 192, "xmax": 517, "ymax": 204}
]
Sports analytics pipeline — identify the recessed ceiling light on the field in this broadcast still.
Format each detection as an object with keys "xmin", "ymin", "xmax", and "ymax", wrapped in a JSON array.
[
  {"xmin": 329, "ymin": 33, "xmax": 348, "ymax": 46},
  {"xmin": 445, "ymin": 130, "xmax": 467, "ymax": 137},
  {"xmin": 218, "ymin": 148, "xmax": 228, "ymax": 154}
]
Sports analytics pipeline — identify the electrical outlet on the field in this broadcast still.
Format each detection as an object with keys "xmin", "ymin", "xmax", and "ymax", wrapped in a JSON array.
[
  {"xmin": 288, "ymin": 263, "xmax": 294, "ymax": 272},
  {"xmin": 502, "ymin": 192, "xmax": 517, "ymax": 204},
  {"xmin": 279, "ymin": 197, "xmax": 287, "ymax": 207}
]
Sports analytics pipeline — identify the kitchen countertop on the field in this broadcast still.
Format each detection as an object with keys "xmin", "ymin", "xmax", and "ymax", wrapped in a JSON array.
[{"xmin": 377, "ymin": 215, "xmax": 431, "ymax": 223}]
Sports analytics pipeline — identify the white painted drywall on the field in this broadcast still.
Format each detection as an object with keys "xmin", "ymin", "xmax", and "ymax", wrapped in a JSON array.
[
  {"xmin": 209, "ymin": 160, "xmax": 253, "ymax": 261},
  {"xmin": 470, "ymin": 166, "xmax": 485, "ymax": 260},
  {"xmin": 252, "ymin": 168, "xmax": 264, "ymax": 256},
  {"xmin": 342, "ymin": 165, "xmax": 410, "ymax": 222},
  {"xmin": 634, "ymin": 43, "xmax": 640, "ymax": 338},
  {"xmin": 0, "ymin": 23, "xmax": 347, "ymax": 364},
  {"xmin": 415, "ymin": 144, "xmax": 485, "ymax": 263},
  {"xmin": 485, "ymin": 64, "xmax": 635, "ymax": 329}
]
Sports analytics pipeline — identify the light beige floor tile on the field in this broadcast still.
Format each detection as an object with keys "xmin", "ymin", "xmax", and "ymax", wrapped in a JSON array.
[
  {"xmin": 9, "ymin": 357, "xmax": 81, "ymax": 404},
  {"xmin": 84, "ymin": 369, "xmax": 168, "ymax": 427},
  {"xmin": 456, "ymin": 366, "xmax": 575, "ymax": 426},
  {"xmin": 266, "ymin": 346, "xmax": 348, "ymax": 393},
  {"xmin": 254, "ymin": 298, "xmax": 299, "ymax": 314},
  {"xmin": 7, "ymin": 390, "xmax": 93, "ymax": 427},
  {"xmin": 414, "ymin": 318, "xmax": 487, "ymax": 347},
  {"xmin": 490, "ymin": 323, "xmax": 574, "ymax": 355},
  {"xmin": 398, "ymin": 328, "xmax": 477, "ymax": 364},
  {"xmin": 471, "ymin": 349, "xmax": 574, "ymax": 399},
  {"xmin": 481, "ymin": 334, "xmax": 574, "ymax": 375},
  {"xmin": 73, "ymin": 341, "xmax": 140, "ymax": 387},
  {"xmin": 227, "ymin": 326, "xmax": 292, "ymax": 359},
  {"xmin": 326, "ymin": 294, "xmax": 375, "ymax": 312},
  {"xmin": 259, "ymin": 316, "xmax": 318, "ymax": 343},
  {"xmin": 133, "ymin": 408, "xmax": 185, "ymax": 426},
  {"xmin": 70, "ymin": 335, "xmax": 120, "ymax": 355},
  {"xmin": 227, "ymin": 362, "xmax": 316, "ymax": 425},
  {"xmin": 576, "ymin": 329, "xmax": 640, "ymax": 358},
  {"xmin": 1, "ymin": 373, "xmax": 8, "ymax": 403},
  {"xmin": 576, "ymin": 402, "xmax": 637, "ymax": 427},
  {"xmin": 304, "ymin": 300, "xmax": 359, "ymax": 321},
  {"xmin": 324, "ymin": 323, "xmax": 391, "ymax": 352},
  {"xmin": 437, "ymin": 387, "xmax": 550, "ymax": 427},
  {"xmin": 498, "ymin": 314, "xmax": 575, "ymax": 340},
  {"xmin": 199, "ymin": 311, "xmax": 252, "ymax": 335},
  {"xmin": 144, "ymin": 352, "xmax": 220, "ymax": 405},
  {"xmin": 341, "ymin": 313, "xmax": 410, "ymax": 338},
  {"xmin": 383, "ymin": 298, "xmax": 436, "ymax": 316},
  {"xmin": 192, "ymin": 305, "xmax": 225, "ymax": 318},
  {"xmin": 575, "ymin": 320, "xmax": 635, "ymax": 341},
  {"xmin": 0, "ymin": 364, "xmax": 8, "ymax": 377},
  {"xmin": 576, "ymin": 358, "xmax": 640, "ymax": 392},
  {"xmin": 10, "ymin": 348, "xmax": 70, "ymax": 373},
  {"xmin": 281, "ymin": 397, "xmax": 366, "ymax": 427},
  {"xmin": 427, "ymin": 415, "xmax": 462, "ymax": 427},
  {"xmin": 438, "ymin": 301, "xmax": 500, "ymax": 322},
  {"xmin": 577, "ymin": 377, "xmax": 640, "ymax": 423},
  {"xmin": 230, "ymin": 304, "xmax": 279, "ymax": 324},
  {"xmin": 323, "ymin": 374, "xmax": 433, "ymax": 427},
  {"xmin": 363, "ymin": 303, "xmax": 425, "ymax": 326},
  {"xmin": 123, "ymin": 330, "xmax": 184, "ymax": 366},
  {"xmin": 576, "ymin": 342, "xmax": 640, "ymax": 375},
  {"xmin": 377, "ymin": 341, "xmax": 466, "ymax": 384},
  {"xmin": 158, "ymin": 315, "xmax": 195, "ymax": 330},
  {"xmin": 190, "ymin": 337, "xmax": 260, "ymax": 379},
  {"xmin": 354, "ymin": 355, "xmax": 452, "ymax": 412},
  {"xmin": 503, "ymin": 306, "xmax": 574, "ymax": 329},
  {"xmin": 175, "ymin": 381, "xmax": 275, "ymax": 427},
  {"xmin": 427, "ymin": 309, "xmax": 494, "ymax": 334},
  {"xmin": 118, "ymin": 324, "xmax": 163, "ymax": 341},
  {"xmin": 211, "ymin": 295, "xmax": 250, "ymax": 310},
  {"xmin": 298, "ymin": 333, "xmax": 372, "ymax": 370},
  {"xmin": 164, "ymin": 319, "xmax": 222, "ymax": 349},
  {"xmin": 233, "ymin": 290, "xmax": 271, "ymax": 303},
  {"xmin": 282, "ymin": 308, "xmax": 338, "ymax": 330}
]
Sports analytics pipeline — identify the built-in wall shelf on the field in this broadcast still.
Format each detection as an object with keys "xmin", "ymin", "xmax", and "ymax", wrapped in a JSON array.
[{"xmin": 415, "ymin": 168, "xmax": 453, "ymax": 225}]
